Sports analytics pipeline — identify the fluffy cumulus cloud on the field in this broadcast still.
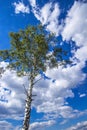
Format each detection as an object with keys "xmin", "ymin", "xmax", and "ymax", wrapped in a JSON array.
[
  {"xmin": 32, "ymin": 63, "xmax": 86, "ymax": 120},
  {"xmin": 0, "ymin": 121, "xmax": 13, "ymax": 130},
  {"xmin": 13, "ymin": 1, "xmax": 30, "ymax": 14},
  {"xmin": 62, "ymin": 1, "xmax": 87, "ymax": 46},
  {"xmin": 61, "ymin": 0, "xmax": 87, "ymax": 97},
  {"xmin": 0, "ymin": 120, "xmax": 21, "ymax": 130},
  {"xmin": 29, "ymin": 0, "xmax": 62, "ymax": 35},
  {"xmin": 30, "ymin": 120, "xmax": 55, "ymax": 130},
  {"xmin": 0, "ymin": 62, "xmax": 28, "ymax": 120},
  {"xmin": 62, "ymin": 1, "xmax": 87, "ymax": 64},
  {"xmin": 66, "ymin": 121, "xmax": 87, "ymax": 130}
]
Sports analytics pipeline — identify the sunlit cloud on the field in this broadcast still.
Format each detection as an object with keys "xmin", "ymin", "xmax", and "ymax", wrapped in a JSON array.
[{"xmin": 13, "ymin": 1, "xmax": 30, "ymax": 14}]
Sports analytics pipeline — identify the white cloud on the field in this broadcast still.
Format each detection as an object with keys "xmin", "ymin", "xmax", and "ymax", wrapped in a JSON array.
[
  {"xmin": 0, "ymin": 61, "xmax": 9, "ymax": 68},
  {"xmin": 80, "ymin": 93, "xmax": 86, "ymax": 98},
  {"xmin": 29, "ymin": 0, "xmax": 61, "ymax": 35},
  {"xmin": 0, "ymin": 121, "xmax": 13, "ymax": 130},
  {"xmin": 40, "ymin": 2, "xmax": 52, "ymax": 25},
  {"xmin": 13, "ymin": 1, "xmax": 30, "ymax": 14},
  {"xmin": 0, "ymin": 62, "xmax": 28, "ymax": 120},
  {"xmin": 29, "ymin": 0, "xmax": 36, "ymax": 7},
  {"xmin": 0, "ymin": 120, "xmax": 21, "ymax": 130},
  {"xmin": 62, "ymin": 1, "xmax": 87, "ymax": 66},
  {"xmin": 31, "ymin": 62, "xmax": 86, "ymax": 120},
  {"xmin": 30, "ymin": 120, "xmax": 56, "ymax": 130},
  {"xmin": 61, "ymin": 0, "xmax": 87, "ymax": 101},
  {"xmin": 66, "ymin": 120, "xmax": 87, "ymax": 130},
  {"xmin": 62, "ymin": 2, "xmax": 87, "ymax": 45}
]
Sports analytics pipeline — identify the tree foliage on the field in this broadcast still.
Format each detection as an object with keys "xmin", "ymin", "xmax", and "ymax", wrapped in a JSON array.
[{"xmin": 0, "ymin": 25, "xmax": 67, "ymax": 76}]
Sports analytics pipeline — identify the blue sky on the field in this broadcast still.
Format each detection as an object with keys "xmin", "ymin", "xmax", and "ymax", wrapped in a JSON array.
[{"xmin": 0, "ymin": 0, "xmax": 87, "ymax": 130}]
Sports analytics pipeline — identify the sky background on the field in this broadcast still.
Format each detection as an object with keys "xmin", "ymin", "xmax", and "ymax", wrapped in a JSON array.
[{"xmin": 0, "ymin": 0, "xmax": 87, "ymax": 130}]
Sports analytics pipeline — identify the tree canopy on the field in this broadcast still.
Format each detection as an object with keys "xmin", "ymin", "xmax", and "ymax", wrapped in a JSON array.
[{"xmin": 0, "ymin": 25, "xmax": 67, "ymax": 76}]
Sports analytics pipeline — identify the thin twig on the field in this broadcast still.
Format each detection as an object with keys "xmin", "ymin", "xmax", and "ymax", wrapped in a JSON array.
[
  {"xmin": 23, "ymin": 84, "xmax": 28, "ymax": 96},
  {"xmin": 33, "ymin": 77, "xmax": 42, "ymax": 85}
]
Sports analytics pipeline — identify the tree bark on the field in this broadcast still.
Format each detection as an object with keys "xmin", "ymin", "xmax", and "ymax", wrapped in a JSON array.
[{"xmin": 22, "ymin": 72, "xmax": 34, "ymax": 130}]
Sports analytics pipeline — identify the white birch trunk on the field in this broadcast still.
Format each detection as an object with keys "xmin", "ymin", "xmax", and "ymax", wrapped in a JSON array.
[{"xmin": 22, "ymin": 73, "xmax": 34, "ymax": 130}]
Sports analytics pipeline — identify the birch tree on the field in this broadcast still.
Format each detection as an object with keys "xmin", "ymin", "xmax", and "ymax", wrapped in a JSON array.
[{"xmin": 0, "ymin": 25, "xmax": 69, "ymax": 130}]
